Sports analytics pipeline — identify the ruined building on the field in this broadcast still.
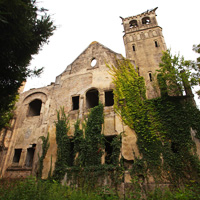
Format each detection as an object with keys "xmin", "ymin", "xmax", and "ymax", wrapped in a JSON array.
[{"xmin": 1, "ymin": 8, "xmax": 196, "ymax": 182}]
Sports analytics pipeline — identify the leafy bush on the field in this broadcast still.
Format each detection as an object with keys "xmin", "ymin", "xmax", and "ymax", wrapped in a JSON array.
[{"xmin": 1, "ymin": 178, "xmax": 200, "ymax": 200}]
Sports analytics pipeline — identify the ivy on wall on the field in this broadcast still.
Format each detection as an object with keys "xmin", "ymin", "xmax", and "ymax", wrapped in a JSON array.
[
  {"xmin": 50, "ymin": 54, "xmax": 200, "ymax": 188},
  {"xmin": 38, "ymin": 132, "xmax": 50, "ymax": 179},
  {"xmin": 52, "ymin": 103, "xmax": 123, "ymax": 188},
  {"xmin": 53, "ymin": 107, "xmax": 70, "ymax": 181},
  {"xmin": 108, "ymin": 57, "xmax": 200, "ymax": 185}
]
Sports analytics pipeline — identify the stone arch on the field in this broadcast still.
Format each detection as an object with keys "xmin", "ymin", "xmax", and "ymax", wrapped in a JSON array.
[
  {"xmin": 86, "ymin": 88, "xmax": 99, "ymax": 109},
  {"xmin": 23, "ymin": 92, "xmax": 47, "ymax": 117},
  {"xmin": 142, "ymin": 16, "xmax": 151, "ymax": 25},
  {"xmin": 23, "ymin": 92, "xmax": 47, "ymax": 104},
  {"xmin": 129, "ymin": 20, "xmax": 138, "ymax": 28}
]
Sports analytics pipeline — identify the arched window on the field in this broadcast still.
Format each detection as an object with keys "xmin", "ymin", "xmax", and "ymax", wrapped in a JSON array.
[
  {"xmin": 129, "ymin": 20, "xmax": 138, "ymax": 28},
  {"xmin": 86, "ymin": 89, "xmax": 99, "ymax": 108},
  {"xmin": 28, "ymin": 99, "xmax": 42, "ymax": 116},
  {"xmin": 142, "ymin": 17, "xmax": 151, "ymax": 25}
]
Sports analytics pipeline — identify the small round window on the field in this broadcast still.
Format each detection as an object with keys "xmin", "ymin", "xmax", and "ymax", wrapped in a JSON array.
[{"xmin": 91, "ymin": 58, "xmax": 97, "ymax": 67}]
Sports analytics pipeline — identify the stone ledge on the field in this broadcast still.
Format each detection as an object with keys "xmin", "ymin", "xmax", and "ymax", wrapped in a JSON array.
[{"xmin": 7, "ymin": 167, "xmax": 32, "ymax": 171}]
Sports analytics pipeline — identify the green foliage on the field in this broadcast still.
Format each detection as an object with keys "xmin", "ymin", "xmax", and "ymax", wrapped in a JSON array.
[
  {"xmin": 38, "ymin": 132, "xmax": 50, "ymax": 179},
  {"xmin": 68, "ymin": 103, "xmax": 112, "ymax": 189},
  {"xmin": 0, "ymin": 95, "xmax": 18, "ymax": 130},
  {"xmin": 108, "ymin": 57, "xmax": 200, "ymax": 185},
  {"xmin": 157, "ymin": 50, "xmax": 200, "ymax": 96},
  {"xmin": 193, "ymin": 44, "xmax": 200, "ymax": 96},
  {"xmin": 110, "ymin": 134, "xmax": 122, "ymax": 166},
  {"xmin": 0, "ymin": 178, "xmax": 69, "ymax": 200},
  {"xmin": 72, "ymin": 103, "xmax": 104, "ymax": 167},
  {"xmin": 1, "ymin": 178, "xmax": 200, "ymax": 200},
  {"xmin": 53, "ymin": 107, "xmax": 70, "ymax": 181},
  {"xmin": 53, "ymin": 103, "xmax": 122, "ymax": 189},
  {"xmin": 0, "ymin": 0, "xmax": 55, "ymax": 130},
  {"xmin": 73, "ymin": 119, "xmax": 84, "ymax": 166},
  {"xmin": 84, "ymin": 103, "xmax": 104, "ymax": 166}
]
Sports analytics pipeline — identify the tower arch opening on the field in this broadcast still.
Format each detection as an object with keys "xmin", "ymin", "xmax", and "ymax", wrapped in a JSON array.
[
  {"xmin": 86, "ymin": 89, "xmax": 99, "ymax": 109},
  {"xmin": 142, "ymin": 17, "xmax": 151, "ymax": 25},
  {"xmin": 129, "ymin": 20, "xmax": 138, "ymax": 28}
]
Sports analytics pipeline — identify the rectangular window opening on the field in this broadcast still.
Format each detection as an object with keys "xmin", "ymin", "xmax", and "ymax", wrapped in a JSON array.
[
  {"xmin": 149, "ymin": 72, "xmax": 152, "ymax": 82},
  {"xmin": 72, "ymin": 96, "xmax": 79, "ymax": 110},
  {"xmin": 155, "ymin": 41, "xmax": 158, "ymax": 47},
  {"xmin": 105, "ymin": 136, "xmax": 116, "ymax": 165},
  {"xmin": 105, "ymin": 90, "xmax": 114, "ymax": 107},
  {"xmin": 25, "ymin": 144, "xmax": 36, "ymax": 167},
  {"xmin": 13, "ymin": 149, "xmax": 22, "ymax": 163},
  {"xmin": 132, "ymin": 45, "xmax": 136, "ymax": 51}
]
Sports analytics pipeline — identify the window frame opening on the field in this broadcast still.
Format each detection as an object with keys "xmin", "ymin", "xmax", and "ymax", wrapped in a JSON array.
[
  {"xmin": 105, "ymin": 90, "xmax": 114, "ymax": 107},
  {"xmin": 142, "ymin": 17, "xmax": 151, "ymax": 25},
  {"xmin": 155, "ymin": 41, "xmax": 158, "ymax": 47},
  {"xmin": 91, "ymin": 58, "xmax": 97, "ymax": 67},
  {"xmin": 86, "ymin": 89, "xmax": 99, "ymax": 109},
  {"xmin": 104, "ymin": 136, "xmax": 116, "ymax": 165},
  {"xmin": 25, "ymin": 144, "xmax": 36, "ymax": 167},
  {"xmin": 28, "ymin": 99, "xmax": 42, "ymax": 117},
  {"xmin": 149, "ymin": 72, "xmax": 153, "ymax": 82},
  {"xmin": 72, "ymin": 96, "xmax": 79, "ymax": 110},
  {"xmin": 129, "ymin": 20, "xmax": 138, "ymax": 28},
  {"xmin": 13, "ymin": 148, "xmax": 22, "ymax": 163},
  {"xmin": 171, "ymin": 142, "xmax": 179, "ymax": 153},
  {"xmin": 132, "ymin": 45, "xmax": 136, "ymax": 52}
]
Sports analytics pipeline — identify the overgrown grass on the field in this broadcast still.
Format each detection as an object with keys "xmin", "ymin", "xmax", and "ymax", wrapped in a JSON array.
[{"xmin": 0, "ymin": 178, "xmax": 200, "ymax": 200}]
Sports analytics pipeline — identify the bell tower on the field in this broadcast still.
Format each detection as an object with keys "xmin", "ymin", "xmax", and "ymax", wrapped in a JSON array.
[{"xmin": 121, "ymin": 7, "xmax": 167, "ymax": 98}]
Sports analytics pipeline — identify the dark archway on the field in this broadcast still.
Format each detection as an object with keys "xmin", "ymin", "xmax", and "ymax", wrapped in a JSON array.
[
  {"xmin": 86, "ymin": 89, "xmax": 99, "ymax": 109},
  {"xmin": 142, "ymin": 17, "xmax": 151, "ymax": 24},
  {"xmin": 129, "ymin": 20, "xmax": 138, "ymax": 28},
  {"xmin": 28, "ymin": 99, "xmax": 42, "ymax": 116}
]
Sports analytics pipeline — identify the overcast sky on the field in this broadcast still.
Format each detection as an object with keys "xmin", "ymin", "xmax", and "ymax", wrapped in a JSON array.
[{"xmin": 25, "ymin": 0, "xmax": 200, "ymax": 95}]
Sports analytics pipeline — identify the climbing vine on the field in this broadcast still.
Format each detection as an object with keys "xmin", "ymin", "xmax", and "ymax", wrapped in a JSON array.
[
  {"xmin": 53, "ymin": 107, "xmax": 70, "ymax": 181},
  {"xmin": 52, "ymin": 103, "xmax": 123, "ymax": 189},
  {"xmin": 38, "ymin": 132, "xmax": 50, "ymax": 179},
  {"xmin": 108, "ymin": 56, "xmax": 200, "ymax": 185}
]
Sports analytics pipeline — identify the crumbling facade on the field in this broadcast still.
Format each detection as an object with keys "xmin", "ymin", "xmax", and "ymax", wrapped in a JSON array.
[{"xmin": 0, "ymin": 8, "xmax": 181, "ymax": 180}]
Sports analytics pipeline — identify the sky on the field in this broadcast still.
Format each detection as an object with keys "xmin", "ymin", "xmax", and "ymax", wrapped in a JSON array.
[{"xmin": 25, "ymin": 0, "xmax": 200, "ymax": 98}]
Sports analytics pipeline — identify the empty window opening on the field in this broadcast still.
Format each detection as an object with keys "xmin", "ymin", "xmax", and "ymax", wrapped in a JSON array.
[
  {"xmin": 28, "ymin": 99, "xmax": 42, "ymax": 116},
  {"xmin": 13, "ymin": 149, "xmax": 22, "ymax": 163},
  {"xmin": 25, "ymin": 144, "xmax": 36, "ymax": 167},
  {"xmin": 86, "ymin": 89, "xmax": 99, "ymax": 109},
  {"xmin": 72, "ymin": 96, "xmax": 79, "ymax": 110},
  {"xmin": 132, "ymin": 45, "xmax": 136, "ymax": 51},
  {"xmin": 129, "ymin": 20, "xmax": 138, "ymax": 28},
  {"xmin": 149, "ymin": 72, "xmax": 153, "ymax": 82},
  {"xmin": 91, "ymin": 58, "xmax": 97, "ymax": 67},
  {"xmin": 155, "ymin": 41, "xmax": 158, "ymax": 47},
  {"xmin": 142, "ymin": 17, "xmax": 151, "ymax": 25},
  {"xmin": 171, "ymin": 142, "xmax": 178, "ymax": 154},
  {"xmin": 105, "ymin": 90, "xmax": 114, "ymax": 106},
  {"xmin": 105, "ymin": 136, "xmax": 116, "ymax": 165}
]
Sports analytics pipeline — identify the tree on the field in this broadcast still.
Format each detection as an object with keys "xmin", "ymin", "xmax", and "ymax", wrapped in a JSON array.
[
  {"xmin": 193, "ymin": 44, "xmax": 200, "ymax": 96},
  {"xmin": 157, "ymin": 49, "xmax": 200, "ymax": 97},
  {"xmin": 108, "ymin": 57, "xmax": 200, "ymax": 184},
  {"xmin": 0, "ymin": 0, "xmax": 56, "ymax": 130}
]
